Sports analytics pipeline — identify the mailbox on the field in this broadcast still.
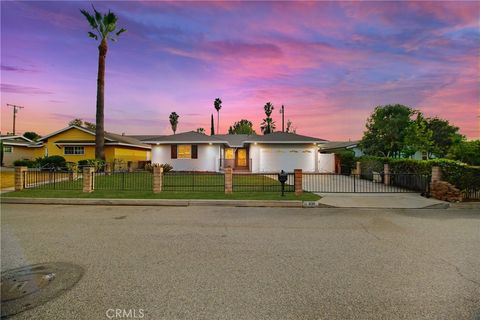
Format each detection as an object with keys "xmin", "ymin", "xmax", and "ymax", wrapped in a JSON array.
[{"xmin": 278, "ymin": 170, "xmax": 288, "ymax": 196}]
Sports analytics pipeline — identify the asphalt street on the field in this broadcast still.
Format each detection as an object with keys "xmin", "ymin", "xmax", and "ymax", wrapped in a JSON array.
[{"xmin": 1, "ymin": 204, "xmax": 479, "ymax": 320}]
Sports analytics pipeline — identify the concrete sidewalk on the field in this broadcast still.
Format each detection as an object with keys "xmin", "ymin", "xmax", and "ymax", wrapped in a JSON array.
[{"xmin": 317, "ymin": 193, "xmax": 449, "ymax": 209}]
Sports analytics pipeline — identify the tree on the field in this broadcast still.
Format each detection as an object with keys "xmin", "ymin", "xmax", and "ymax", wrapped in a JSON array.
[
  {"xmin": 360, "ymin": 104, "xmax": 415, "ymax": 157},
  {"xmin": 403, "ymin": 112, "xmax": 434, "ymax": 158},
  {"xmin": 426, "ymin": 117, "xmax": 464, "ymax": 158},
  {"xmin": 169, "ymin": 112, "xmax": 179, "ymax": 134},
  {"xmin": 84, "ymin": 121, "xmax": 96, "ymax": 130},
  {"xmin": 261, "ymin": 102, "xmax": 276, "ymax": 134},
  {"xmin": 210, "ymin": 114, "xmax": 215, "ymax": 136},
  {"xmin": 23, "ymin": 131, "xmax": 41, "ymax": 141},
  {"xmin": 285, "ymin": 119, "xmax": 296, "ymax": 133},
  {"xmin": 81, "ymin": 6, "xmax": 127, "ymax": 160},
  {"xmin": 448, "ymin": 140, "xmax": 480, "ymax": 166},
  {"xmin": 196, "ymin": 128, "xmax": 205, "ymax": 134},
  {"xmin": 69, "ymin": 118, "xmax": 84, "ymax": 127},
  {"xmin": 228, "ymin": 119, "xmax": 256, "ymax": 134},
  {"xmin": 214, "ymin": 98, "xmax": 222, "ymax": 134}
]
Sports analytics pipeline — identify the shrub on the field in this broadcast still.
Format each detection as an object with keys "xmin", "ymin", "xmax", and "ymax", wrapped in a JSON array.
[
  {"xmin": 336, "ymin": 150, "xmax": 355, "ymax": 174},
  {"xmin": 13, "ymin": 159, "xmax": 36, "ymax": 168},
  {"xmin": 145, "ymin": 163, "xmax": 173, "ymax": 173},
  {"xmin": 35, "ymin": 155, "xmax": 66, "ymax": 168},
  {"xmin": 356, "ymin": 156, "xmax": 480, "ymax": 192}
]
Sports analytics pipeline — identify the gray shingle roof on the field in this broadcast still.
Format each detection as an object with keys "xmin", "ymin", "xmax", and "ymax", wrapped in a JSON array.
[
  {"xmin": 245, "ymin": 132, "xmax": 327, "ymax": 143},
  {"xmin": 212, "ymin": 134, "xmax": 253, "ymax": 147},
  {"xmin": 142, "ymin": 131, "xmax": 225, "ymax": 144}
]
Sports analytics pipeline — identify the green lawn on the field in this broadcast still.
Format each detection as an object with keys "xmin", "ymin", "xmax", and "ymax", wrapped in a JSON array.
[
  {"xmin": 4, "ymin": 189, "xmax": 320, "ymax": 201},
  {"xmin": 12, "ymin": 171, "xmax": 314, "ymax": 200}
]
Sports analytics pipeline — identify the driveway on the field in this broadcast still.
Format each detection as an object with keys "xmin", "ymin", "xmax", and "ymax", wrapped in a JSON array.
[{"xmin": 1, "ymin": 204, "xmax": 479, "ymax": 320}]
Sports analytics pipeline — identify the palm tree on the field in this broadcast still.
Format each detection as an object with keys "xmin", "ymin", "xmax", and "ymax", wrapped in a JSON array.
[
  {"xmin": 261, "ymin": 102, "xmax": 276, "ymax": 134},
  {"xmin": 169, "ymin": 112, "xmax": 179, "ymax": 134},
  {"xmin": 214, "ymin": 98, "xmax": 222, "ymax": 134},
  {"xmin": 81, "ymin": 6, "xmax": 126, "ymax": 160}
]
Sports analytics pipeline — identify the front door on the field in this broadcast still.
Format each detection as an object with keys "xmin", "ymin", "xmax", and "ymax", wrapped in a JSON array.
[{"xmin": 236, "ymin": 148, "xmax": 247, "ymax": 167}]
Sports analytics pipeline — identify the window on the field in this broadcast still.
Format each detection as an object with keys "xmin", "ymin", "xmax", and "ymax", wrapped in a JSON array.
[
  {"xmin": 225, "ymin": 148, "xmax": 234, "ymax": 159},
  {"xmin": 178, "ymin": 145, "xmax": 191, "ymax": 159},
  {"xmin": 3, "ymin": 146, "xmax": 12, "ymax": 153},
  {"xmin": 64, "ymin": 146, "xmax": 84, "ymax": 155}
]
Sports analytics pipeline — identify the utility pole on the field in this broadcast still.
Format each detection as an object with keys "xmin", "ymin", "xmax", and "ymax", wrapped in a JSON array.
[
  {"xmin": 279, "ymin": 105, "xmax": 285, "ymax": 132},
  {"xmin": 6, "ymin": 104, "xmax": 24, "ymax": 135}
]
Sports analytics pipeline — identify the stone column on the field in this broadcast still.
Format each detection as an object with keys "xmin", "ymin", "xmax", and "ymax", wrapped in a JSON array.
[
  {"xmin": 153, "ymin": 166, "xmax": 163, "ymax": 193},
  {"xmin": 294, "ymin": 169, "xmax": 303, "ymax": 195},
  {"xmin": 384, "ymin": 163, "xmax": 390, "ymax": 186},
  {"xmin": 356, "ymin": 161, "xmax": 361, "ymax": 176},
  {"xmin": 431, "ymin": 166, "xmax": 442, "ymax": 183},
  {"xmin": 14, "ymin": 166, "xmax": 27, "ymax": 191},
  {"xmin": 224, "ymin": 167, "xmax": 233, "ymax": 194},
  {"xmin": 127, "ymin": 161, "xmax": 133, "ymax": 173},
  {"xmin": 82, "ymin": 167, "xmax": 94, "ymax": 193}
]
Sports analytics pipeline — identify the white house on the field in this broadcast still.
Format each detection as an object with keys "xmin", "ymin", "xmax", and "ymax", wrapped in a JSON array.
[{"xmin": 138, "ymin": 131, "xmax": 327, "ymax": 173}]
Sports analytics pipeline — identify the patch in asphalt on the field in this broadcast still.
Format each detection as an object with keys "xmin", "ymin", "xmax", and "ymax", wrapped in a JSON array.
[
  {"xmin": 1, "ymin": 262, "xmax": 84, "ymax": 318},
  {"xmin": 114, "ymin": 215, "xmax": 127, "ymax": 220}
]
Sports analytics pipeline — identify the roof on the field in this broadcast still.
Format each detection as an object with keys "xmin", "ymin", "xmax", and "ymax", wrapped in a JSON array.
[
  {"xmin": 245, "ymin": 132, "xmax": 327, "ymax": 144},
  {"xmin": 144, "ymin": 131, "xmax": 326, "ymax": 147},
  {"xmin": 212, "ymin": 134, "xmax": 253, "ymax": 147},
  {"xmin": 127, "ymin": 135, "xmax": 165, "ymax": 141},
  {"xmin": 319, "ymin": 141, "xmax": 360, "ymax": 151},
  {"xmin": 142, "ymin": 131, "xmax": 226, "ymax": 144},
  {"xmin": 0, "ymin": 135, "xmax": 42, "ymax": 147},
  {"xmin": 39, "ymin": 125, "xmax": 150, "ymax": 149}
]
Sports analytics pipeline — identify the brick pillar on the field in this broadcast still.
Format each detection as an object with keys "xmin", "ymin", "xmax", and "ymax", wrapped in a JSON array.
[
  {"xmin": 356, "ymin": 161, "xmax": 361, "ymax": 176},
  {"xmin": 224, "ymin": 167, "xmax": 233, "ymax": 194},
  {"xmin": 431, "ymin": 166, "xmax": 442, "ymax": 183},
  {"xmin": 127, "ymin": 161, "xmax": 133, "ymax": 173},
  {"xmin": 384, "ymin": 163, "xmax": 390, "ymax": 185},
  {"xmin": 294, "ymin": 169, "xmax": 303, "ymax": 195},
  {"xmin": 82, "ymin": 167, "xmax": 94, "ymax": 193},
  {"xmin": 105, "ymin": 162, "xmax": 112, "ymax": 176},
  {"xmin": 153, "ymin": 166, "xmax": 163, "ymax": 193},
  {"xmin": 14, "ymin": 166, "xmax": 27, "ymax": 191}
]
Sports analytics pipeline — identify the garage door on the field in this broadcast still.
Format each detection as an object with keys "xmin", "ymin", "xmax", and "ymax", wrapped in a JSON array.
[{"xmin": 259, "ymin": 147, "xmax": 315, "ymax": 172}]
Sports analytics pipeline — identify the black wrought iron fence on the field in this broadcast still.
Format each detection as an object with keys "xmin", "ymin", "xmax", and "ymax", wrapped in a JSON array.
[
  {"xmin": 233, "ymin": 172, "xmax": 294, "ymax": 192},
  {"xmin": 461, "ymin": 174, "xmax": 480, "ymax": 200},
  {"xmin": 93, "ymin": 170, "xmax": 152, "ymax": 191},
  {"xmin": 163, "ymin": 172, "xmax": 225, "ymax": 192},
  {"xmin": 23, "ymin": 169, "xmax": 83, "ymax": 190},
  {"xmin": 302, "ymin": 173, "xmax": 430, "ymax": 193}
]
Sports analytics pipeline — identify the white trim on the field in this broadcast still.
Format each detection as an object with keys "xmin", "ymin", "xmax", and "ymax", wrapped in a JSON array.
[
  {"xmin": 143, "ymin": 140, "xmax": 226, "ymax": 145},
  {"xmin": 63, "ymin": 146, "xmax": 85, "ymax": 155},
  {"xmin": 105, "ymin": 142, "xmax": 151, "ymax": 149},
  {"xmin": 0, "ymin": 135, "xmax": 33, "ymax": 143},
  {"xmin": 3, "ymin": 145, "xmax": 13, "ymax": 153}
]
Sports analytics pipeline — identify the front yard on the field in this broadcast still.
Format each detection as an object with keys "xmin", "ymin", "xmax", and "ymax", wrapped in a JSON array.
[{"xmin": 7, "ymin": 171, "xmax": 319, "ymax": 201}]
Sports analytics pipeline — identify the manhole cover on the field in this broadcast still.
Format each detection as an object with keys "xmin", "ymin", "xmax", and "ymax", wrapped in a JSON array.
[{"xmin": 1, "ymin": 262, "xmax": 84, "ymax": 318}]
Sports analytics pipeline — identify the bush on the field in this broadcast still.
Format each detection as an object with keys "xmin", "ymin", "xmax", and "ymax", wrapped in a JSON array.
[
  {"xmin": 36, "ymin": 155, "xmax": 66, "ymax": 168},
  {"xmin": 356, "ymin": 156, "xmax": 480, "ymax": 192},
  {"xmin": 145, "ymin": 163, "xmax": 173, "ymax": 173},
  {"xmin": 13, "ymin": 159, "xmax": 36, "ymax": 168},
  {"xmin": 336, "ymin": 150, "xmax": 355, "ymax": 174}
]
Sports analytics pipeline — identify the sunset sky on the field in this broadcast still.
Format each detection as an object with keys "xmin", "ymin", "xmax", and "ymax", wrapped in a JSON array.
[{"xmin": 1, "ymin": 1, "xmax": 479, "ymax": 140}]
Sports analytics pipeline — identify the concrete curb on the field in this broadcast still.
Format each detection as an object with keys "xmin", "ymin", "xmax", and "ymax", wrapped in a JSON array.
[{"xmin": 0, "ymin": 197, "xmax": 333, "ymax": 208}]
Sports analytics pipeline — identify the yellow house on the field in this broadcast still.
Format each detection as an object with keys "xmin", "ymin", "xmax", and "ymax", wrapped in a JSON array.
[
  {"xmin": 1, "ymin": 135, "xmax": 44, "ymax": 166},
  {"xmin": 37, "ymin": 125, "xmax": 151, "ymax": 163}
]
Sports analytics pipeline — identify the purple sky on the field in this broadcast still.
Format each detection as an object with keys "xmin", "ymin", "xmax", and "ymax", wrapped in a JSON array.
[{"xmin": 1, "ymin": 1, "xmax": 479, "ymax": 139}]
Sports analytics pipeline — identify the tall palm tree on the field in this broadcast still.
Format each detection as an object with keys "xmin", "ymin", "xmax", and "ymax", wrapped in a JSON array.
[
  {"xmin": 81, "ymin": 6, "xmax": 126, "ymax": 160},
  {"xmin": 169, "ymin": 112, "xmax": 179, "ymax": 134},
  {"xmin": 261, "ymin": 102, "xmax": 276, "ymax": 134},
  {"xmin": 214, "ymin": 98, "xmax": 222, "ymax": 134}
]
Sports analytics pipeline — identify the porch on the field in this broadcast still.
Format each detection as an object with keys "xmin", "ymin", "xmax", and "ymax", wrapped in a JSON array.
[{"xmin": 219, "ymin": 147, "xmax": 251, "ymax": 172}]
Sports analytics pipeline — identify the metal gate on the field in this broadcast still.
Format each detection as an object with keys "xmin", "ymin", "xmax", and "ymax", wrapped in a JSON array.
[{"xmin": 302, "ymin": 173, "xmax": 431, "ymax": 194}]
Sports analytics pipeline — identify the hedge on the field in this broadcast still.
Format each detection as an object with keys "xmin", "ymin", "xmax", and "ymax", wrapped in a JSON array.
[{"xmin": 356, "ymin": 156, "xmax": 480, "ymax": 191}]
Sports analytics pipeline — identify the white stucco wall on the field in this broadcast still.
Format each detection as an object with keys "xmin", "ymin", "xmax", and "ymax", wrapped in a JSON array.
[
  {"xmin": 251, "ymin": 143, "xmax": 318, "ymax": 173},
  {"xmin": 151, "ymin": 144, "xmax": 220, "ymax": 172}
]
